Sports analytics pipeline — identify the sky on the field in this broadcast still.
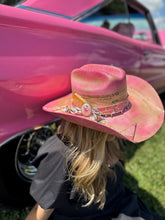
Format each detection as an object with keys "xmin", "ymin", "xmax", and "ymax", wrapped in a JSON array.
[{"xmin": 138, "ymin": 0, "xmax": 165, "ymax": 29}]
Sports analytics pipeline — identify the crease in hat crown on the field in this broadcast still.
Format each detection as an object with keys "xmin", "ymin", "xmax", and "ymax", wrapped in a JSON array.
[{"xmin": 71, "ymin": 64, "xmax": 128, "ymax": 109}]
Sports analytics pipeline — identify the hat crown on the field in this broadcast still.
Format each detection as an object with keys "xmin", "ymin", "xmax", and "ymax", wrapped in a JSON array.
[
  {"xmin": 71, "ymin": 64, "xmax": 127, "ymax": 107},
  {"xmin": 43, "ymin": 64, "xmax": 164, "ymax": 143}
]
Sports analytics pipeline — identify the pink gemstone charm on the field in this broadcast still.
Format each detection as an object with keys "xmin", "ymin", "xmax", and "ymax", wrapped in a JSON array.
[{"xmin": 81, "ymin": 103, "xmax": 92, "ymax": 117}]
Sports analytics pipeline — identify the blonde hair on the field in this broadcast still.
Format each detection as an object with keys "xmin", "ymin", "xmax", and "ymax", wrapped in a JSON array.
[{"xmin": 57, "ymin": 120, "xmax": 124, "ymax": 209}]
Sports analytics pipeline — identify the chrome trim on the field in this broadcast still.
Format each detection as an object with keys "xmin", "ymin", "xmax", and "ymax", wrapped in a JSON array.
[
  {"xmin": 17, "ymin": 5, "xmax": 72, "ymax": 19},
  {"xmin": 0, "ymin": 118, "xmax": 60, "ymax": 148},
  {"xmin": 73, "ymin": 0, "xmax": 111, "ymax": 21},
  {"xmin": 17, "ymin": 0, "xmax": 110, "ymax": 21}
]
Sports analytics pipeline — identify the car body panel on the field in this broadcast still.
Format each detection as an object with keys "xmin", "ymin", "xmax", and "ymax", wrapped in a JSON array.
[
  {"xmin": 140, "ymin": 44, "xmax": 165, "ymax": 93},
  {"xmin": 0, "ymin": 0, "xmax": 165, "ymax": 145},
  {"xmin": 158, "ymin": 30, "xmax": 165, "ymax": 47},
  {"xmin": 20, "ymin": 0, "xmax": 104, "ymax": 17}
]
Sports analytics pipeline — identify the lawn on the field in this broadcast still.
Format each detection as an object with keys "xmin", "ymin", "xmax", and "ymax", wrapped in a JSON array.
[
  {"xmin": 0, "ymin": 97, "xmax": 164, "ymax": 220},
  {"xmin": 123, "ymin": 94, "xmax": 165, "ymax": 216},
  {"xmin": 123, "ymin": 122, "xmax": 165, "ymax": 216}
]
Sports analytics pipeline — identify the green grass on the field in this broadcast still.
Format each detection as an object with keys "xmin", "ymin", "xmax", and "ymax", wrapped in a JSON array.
[
  {"xmin": 123, "ymin": 95, "xmax": 165, "ymax": 216},
  {"xmin": 123, "ymin": 121, "xmax": 165, "ymax": 216},
  {"xmin": 0, "ymin": 207, "xmax": 30, "ymax": 220},
  {"xmin": 0, "ymin": 97, "xmax": 164, "ymax": 219}
]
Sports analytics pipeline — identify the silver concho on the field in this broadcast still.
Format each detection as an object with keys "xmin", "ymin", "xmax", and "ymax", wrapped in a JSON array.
[{"xmin": 81, "ymin": 103, "xmax": 92, "ymax": 117}]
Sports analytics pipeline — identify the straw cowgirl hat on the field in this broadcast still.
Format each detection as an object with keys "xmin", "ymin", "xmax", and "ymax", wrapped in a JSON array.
[{"xmin": 43, "ymin": 64, "xmax": 164, "ymax": 143}]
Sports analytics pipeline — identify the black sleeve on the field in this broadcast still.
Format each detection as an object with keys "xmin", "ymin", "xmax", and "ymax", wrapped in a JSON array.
[{"xmin": 30, "ymin": 135, "xmax": 68, "ymax": 209}]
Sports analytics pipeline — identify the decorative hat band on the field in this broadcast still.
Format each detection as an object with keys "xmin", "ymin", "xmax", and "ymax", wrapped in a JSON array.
[
  {"xmin": 55, "ymin": 93, "xmax": 131, "ymax": 122},
  {"xmin": 73, "ymin": 84, "xmax": 128, "ymax": 108}
]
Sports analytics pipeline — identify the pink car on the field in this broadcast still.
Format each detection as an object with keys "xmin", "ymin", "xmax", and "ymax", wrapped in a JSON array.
[{"xmin": 0, "ymin": 0, "xmax": 165, "ymax": 207}]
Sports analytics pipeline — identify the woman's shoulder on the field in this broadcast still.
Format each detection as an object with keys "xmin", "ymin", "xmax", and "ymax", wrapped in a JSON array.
[
  {"xmin": 32, "ymin": 134, "xmax": 68, "ymax": 167},
  {"xmin": 39, "ymin": 134, "xmax": 68, "ymax": 154}
]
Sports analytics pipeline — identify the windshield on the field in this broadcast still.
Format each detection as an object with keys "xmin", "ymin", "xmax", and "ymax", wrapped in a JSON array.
[
  {"xmin": 138, "ymin": 0, "xmax": 165, "ymax": 30},
  {"xmin": 80, "ymin": 0, "xmax": 154, "ymax": 43},
  {"xmin": 81, "ymin": 12, "xmax": 150, "ymax": 31}
]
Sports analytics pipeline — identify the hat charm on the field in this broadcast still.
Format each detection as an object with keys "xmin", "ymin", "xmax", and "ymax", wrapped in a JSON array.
[
  {"xmin": 62, "ymin": 93, "xmax": 131, "ymax": 121},
  {"xmin": 81, "ymin": 103, "xmax": 92, "ymax": 117}
]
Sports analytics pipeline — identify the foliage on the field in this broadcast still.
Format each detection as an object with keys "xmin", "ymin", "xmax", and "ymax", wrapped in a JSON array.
[{"xmin": 0, "ymin": 207, "xmax": 30, "ymax": 220}]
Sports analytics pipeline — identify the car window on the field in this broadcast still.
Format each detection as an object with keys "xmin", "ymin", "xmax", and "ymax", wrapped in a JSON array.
[
  {"xmin": 0, "ymin": 0, "xmax": 21, "ymax": 5},
  {"xmin": 80, "ymin": 0, "xmax": 153, "ymax": 43}
]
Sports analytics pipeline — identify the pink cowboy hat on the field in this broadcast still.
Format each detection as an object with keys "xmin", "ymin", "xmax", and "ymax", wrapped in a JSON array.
[{"xmin": 43, "ymin": 64, "xmax": 164, "ymax": 143}]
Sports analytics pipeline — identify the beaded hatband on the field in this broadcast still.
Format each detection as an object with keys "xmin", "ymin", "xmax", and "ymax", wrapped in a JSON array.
[{"xmin": 56, "ymin": 93, "xmax": 131, "ymax": 122}]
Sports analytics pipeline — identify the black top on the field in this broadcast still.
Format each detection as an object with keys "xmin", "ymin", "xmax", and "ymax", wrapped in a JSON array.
[{"xmin": 30, "ymin": 135, "xmax": 165, "ymax": 220}]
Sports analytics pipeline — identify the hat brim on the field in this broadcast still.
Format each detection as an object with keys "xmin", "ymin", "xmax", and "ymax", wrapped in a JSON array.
[{"xmin": 43, "ymin": 75, "xmax": 164, "ymax": 143}]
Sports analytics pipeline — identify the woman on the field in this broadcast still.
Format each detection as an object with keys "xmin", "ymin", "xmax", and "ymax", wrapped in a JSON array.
[{"xmin": 26, "ymin": 64, "xmax": 164, "ymax": 220}]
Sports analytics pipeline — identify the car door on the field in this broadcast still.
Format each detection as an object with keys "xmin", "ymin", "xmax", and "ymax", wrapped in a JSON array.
[{"xmin": 139, "ymin": 41, "xmax": 165, "ymax": 93}]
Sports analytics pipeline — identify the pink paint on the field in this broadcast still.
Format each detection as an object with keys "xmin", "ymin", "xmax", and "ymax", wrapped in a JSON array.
[
  {"xmin": 22, "ymin": 0, "xmax": 103, "ymax": 17},
  {"xmin": 158, "ymin": 30, "xmax": 165, "ymax": 46},
  {"xmin": 0, "ymin": 1, "xmax": 165, "ymax": 145}
]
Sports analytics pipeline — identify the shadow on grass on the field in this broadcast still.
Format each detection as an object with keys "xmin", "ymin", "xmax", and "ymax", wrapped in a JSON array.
[
  {"xmin": 122, "ymin": 134, "xmax": 165, "ymax": 216},
  {"xmin": 124, "ymin": 170, "xmax": 165, "ymax": 217},
  {"xmin": 122, "ymin": 93, "xmax": 165, "ymax": 216}
]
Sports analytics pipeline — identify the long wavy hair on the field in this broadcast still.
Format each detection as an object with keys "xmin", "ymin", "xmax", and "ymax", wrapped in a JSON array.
[{"xmin": 57, "ymin": 120, "xmax": 124, "ymax": 209}]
